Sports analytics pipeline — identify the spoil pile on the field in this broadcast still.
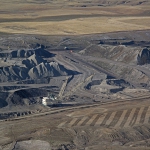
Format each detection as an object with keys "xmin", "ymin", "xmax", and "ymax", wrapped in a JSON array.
[
  {"xmin": 84, "ymin": 45, "xmax": 150, "ymax": 65},
  {"xmin": 0, "ymin": 53, "xmax": 78, "ymax": 82},
  {"xmin": 0, "ymin": 45, "xmax": 52, "ymax": 58},
  {"xmin": 6, "ymin": 88, "xmax": 47, "ymax": 106},
  {"xmin": 13, "ymin": 140, "xmax": 51, "ymax": 150}
]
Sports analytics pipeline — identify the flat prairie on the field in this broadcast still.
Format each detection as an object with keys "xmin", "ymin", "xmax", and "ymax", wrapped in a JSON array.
[{"xmin": 0, "ymin": 0, "xmax": 150, "ymax": 35}]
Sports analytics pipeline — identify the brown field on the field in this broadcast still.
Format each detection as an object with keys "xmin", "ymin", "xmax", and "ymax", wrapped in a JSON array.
[
  {"xmin": 0, "ymin": 17, "xmax": 150, "ymax": 35},
  {"xmin": 1, "ymin": 97, "xmax": 150, "ymax": 150},
  {"xmin": 0, "ymin": 0, "xmax": 150, "ymax": 35}
]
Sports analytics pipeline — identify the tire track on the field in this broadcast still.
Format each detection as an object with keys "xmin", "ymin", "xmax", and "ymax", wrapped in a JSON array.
[
  {"xmin": 109, "ymin": 111, "xmax": 123, "ymax": 127},
  {"xmin": 57, "ymin": 121, "xmax": 67, "ymax": 128},
  {"xmin": 57, "ymin": 105, "xmax": 150, "ymax": 128},
  {"xmin": 140, "ymin": 106, "xmax": 149, "ymax": 124},
  {"xmin": 80, "ymin": 116, "xmax": 91, "ymax": 126},
  {"xmin": 86, "ymin": 114, "xmax": 98, "ymax": 125},
  {"xmin": 68, "ymin": 118, "xmax": 79, "ymax": 127},
  {"xmin": 129, "ymin": 107, "xmax": 140, "ymax": 126},
  {"xmin": 135, "ymin": 107, "xmax": 145, "ymax": 125},
  {"xmin": 94, "ymin": 113, "xmax": 107, "ymax": 126},
  {"xmin": 90, "ymin": 114, "xmax": 101, "ymax": 126},
  {"xmin": 100, "ymin": 112, "xmax": 112, "ymax": 126},
  {"xmin": 120, "ymin": 109, "xmax": 132, "ymax": 128},
  {"xmin": 114, "ymin": 109, "xmax": 128, "ymax": 128},
  {"xmin": 77, "ymin": 116, "xmax": 88, "ymax": 126},
  {"xmin": 124, "ymin": 108, "xmax": 137, "ymax": 128},
  {"xmin": 143, "ymin": 106, "xmax": 150, "ymax": 124},
  {"xmin": 5, "ymin": 95, "xmax": 150, "ymax": 123},
  {"xmin": 105, "ymin": 111, "xmax": 117, "ymax": 126},
  {"xmin": 71, "ymin": 118, "xmax": 81, "ymax": 126}
]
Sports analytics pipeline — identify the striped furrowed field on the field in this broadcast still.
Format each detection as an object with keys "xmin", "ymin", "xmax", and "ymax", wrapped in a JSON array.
[{"xmin": 58, "ymin": 105, "xmax": 150, "ymax": 128}]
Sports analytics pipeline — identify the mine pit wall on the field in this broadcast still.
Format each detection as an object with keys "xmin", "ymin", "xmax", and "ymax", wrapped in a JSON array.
[
  {"xmin": 85, "ymin": 43, "xmax": 150, "ymax": 66},
  {"xmin": 98, "ymin": 87, "xmax": 124, "ymax": 93},
  {"xmin": 0, "ymin": 92, "xmax": 8, "ymax": 108},
  {"xmin": 110, "ymin": 87, "xmax": 125, "ymax": 93},
  {"xmin": 137, "ymin": 48, "xmax": 150, "ymax": 65},
  {"xmin": 85, "ymin": 80, "xmax": 102, "ymax": 89}
]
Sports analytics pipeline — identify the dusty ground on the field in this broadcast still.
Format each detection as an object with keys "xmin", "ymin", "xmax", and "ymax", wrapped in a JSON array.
[
  {"xmin": 0, "ymin": 30, "xmax": 150, "ymax": 149},
  {"xmin": 0, "ymin": 0, "xmax": 150, "ymax": 150},
  {"xmin": 0, "ymin": 0, "xmax": 150, "ymax": 35},
  {"xmin": 1, "ymin": 97, "xmax": 150, "ymax": 150}
]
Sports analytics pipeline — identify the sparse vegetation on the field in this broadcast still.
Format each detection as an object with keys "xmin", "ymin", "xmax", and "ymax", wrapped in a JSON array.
[{"xmin": 0, "ymin": 0, "xmax": 149, "ymax": 35}]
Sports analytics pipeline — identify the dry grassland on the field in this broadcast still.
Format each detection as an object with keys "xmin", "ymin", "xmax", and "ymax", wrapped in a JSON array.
[
  {"xmin": 0, "ymin": 0, "xmax": 149, "ymax": 35},
  {"xmin": 120, "ymin": 17, "xmax": 150, "ymax": 26},
  {"xmin": 0, "ymin": 17, "xmax": 150, "ymax": 35}
]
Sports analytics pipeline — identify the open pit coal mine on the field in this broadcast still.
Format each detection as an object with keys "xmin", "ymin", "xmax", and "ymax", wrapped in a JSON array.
[
  {"xmin": 0, "ymin": 44, "xmax": 80, "ymax": 118},
  {"xmin": 1, "ymin": 30, "xmax": 150, "ymax": 150}
]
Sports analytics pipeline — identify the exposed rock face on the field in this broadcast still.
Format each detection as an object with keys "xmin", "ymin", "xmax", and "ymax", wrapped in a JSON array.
[{"xmin": 137, "ymin": 48, "xmax": 150, "ymax": 65}]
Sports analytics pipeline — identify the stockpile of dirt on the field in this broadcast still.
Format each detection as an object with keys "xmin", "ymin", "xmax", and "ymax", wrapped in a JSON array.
[
  {"xmin": 0, "ymin": 53, "xmax": 79, "ymax": 82},
  {"xmin": 106, "ymin": 79, "xmax": 131, "ymax": 87},
  {"xmin": 25, "ymin": 54, "xmax": 78, "ymax": 79},
  {"xmin": 13, "ymin": 140, "xmax": 51, "ymax": 150},
  {"xmin": 82, "ymin": 44, "xmax": 150, "ymax": 86},
  {"xmin": 0, "ymin": 46, "xmax": 52, "ymax": 58},
  {"xmin": 0, "ymin": 65, "xmax": 28, "ymax": 82},
  {"xmin": 94, "ymin": 60, "xmax": 150, "ymax": 86},
  {"xmin": 137, "ymin": 48, "xmax": 150, "ymax": 65},
  {"xmin": 6, "ymin": 88, "xmax": 47, "ymax": 106},
  {"xmin": 111, "ymin": 66, "xmax": 150, "ymax": 85},
  {"xmin": 84, "ymin": 45, "xmax": 150, "ymax": 65},
  {"xmin": 0, "ymin": 92, "xmax": 8, "ymax": 108},
  {"xmin": 22, "ymin": 54, "xmax": 46, "ymax": 68},
  {"xmin": 86, "ymin": 79, "xmax": 130, "ymax": 90}
]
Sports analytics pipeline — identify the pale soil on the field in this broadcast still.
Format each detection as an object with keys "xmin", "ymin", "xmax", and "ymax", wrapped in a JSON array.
[
  {"xmin": 0, "ymin": 1, "xmax": 150, "ymax": 149},
  {"xmin": 0, "ymin": 17, "xmax": 150, "ymax": 35},
  {"xmin": 1, "ymin": 97, "xmax": 150, "ymax": 150},
  {"xmin": 0, "ymin": 0, "xmax": 149, "ymax": 35}
]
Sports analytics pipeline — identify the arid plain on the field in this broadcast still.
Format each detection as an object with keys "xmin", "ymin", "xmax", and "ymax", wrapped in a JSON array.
[
  {"xmin": 0, "ymin": 0, "xmax": 150, "ymax": 35},
  {"xmin": 0, "ymin": 0, "xmax": 150, "ymax": 150}
]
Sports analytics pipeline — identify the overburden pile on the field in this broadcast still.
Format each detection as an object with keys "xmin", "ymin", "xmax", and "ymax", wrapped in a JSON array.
[{"xmin": 0, "ymin": 49, "xmax": 79, "ymax": 82}]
